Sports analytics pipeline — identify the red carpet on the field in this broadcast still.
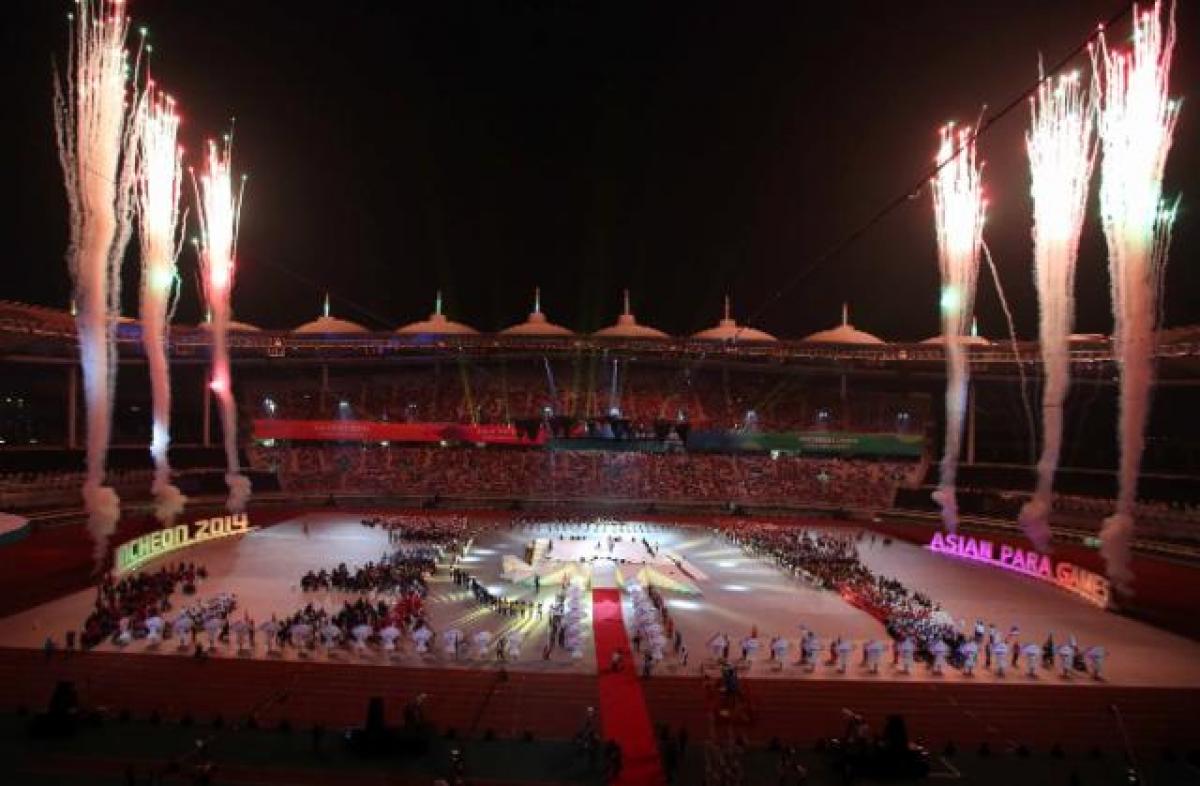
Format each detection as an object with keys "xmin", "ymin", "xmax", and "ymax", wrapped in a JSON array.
[{"xmin": 591, "ymin": 589, "xmax": 665, "ymax": 786}]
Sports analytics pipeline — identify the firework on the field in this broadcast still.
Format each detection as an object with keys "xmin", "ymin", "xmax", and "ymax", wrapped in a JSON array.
[
  {"xmin": 1093, "ymin": 0, "xmax": 1180, "ymax": 595},
  {"xmin": 53, "ymin": 0, "xmax": 144, "ymax": 561},
  {"xmin": 193, "ymin": 137, "xmax": 251, "ymax": 512},
  {"xmin": 929, "ymin": 123, "xmax": 986, "ymax": 533},
  {"xmin": 136, "ymin": 86, "xmax": 188, "ymax": 523},
  {"xmin": 1018, "ymin": 69, "xmax": 1096, "ymax": 550}
]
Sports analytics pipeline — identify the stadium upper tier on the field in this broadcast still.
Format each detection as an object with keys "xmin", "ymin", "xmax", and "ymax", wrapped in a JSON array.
[{"xmin": 3, "ymin": 300, "xmax": 1200, "ymax": 381}]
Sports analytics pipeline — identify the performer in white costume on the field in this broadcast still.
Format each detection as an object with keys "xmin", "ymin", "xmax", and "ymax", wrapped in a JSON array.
[
  {"xmin": 1057, "ymin": 642, "xmax": 1076, "ymax": 678},
  {"xmin": 896, "ymin": 637, "xmax": 915, "ymax": 675},
  {"xmin": 1085, "ymin": 645, "xmax": 1106, "ymax": 680},
  {"xmin": 960, "ymin": 640, "xmax": 979, "ymax": 676},
  {"xmin": 930, "ymin": 639, "xmax": 949, "ymax": 675},
  {"xmin": 834, "ymin": 638, "xmax": 853, "ymax": 674},
  {"xmin": 991, "ymin": 639, "xmax": 1008, "ymax": 677},
  {"xmin": 864, "ymin": 640, "xmax": 886, "ymax": 674},
  {"xmin": 1022, "ymin": 642, "xmax": 1042, "ymax": 677},
  {"xmin": 800, "ymin": 633, "xmax": 819, "ymax": 672}
]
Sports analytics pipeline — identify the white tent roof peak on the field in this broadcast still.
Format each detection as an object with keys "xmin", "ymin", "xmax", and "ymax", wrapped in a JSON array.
[
  {"xmin": 500, "ymin": 287, "xmax": 574, "ymax": 336},
  {"xmin": 593, "ymin": 289, "xmax": 669, "ymax": 339},
  {"xmin": 802, "ymin": 302, "xmax": 885, "ymax": 344},
  {"xmin": 198, "ymin": 315, "xmax": 261, "ymax": 333},
  {"xmin": 293, "ymin": 293, "xmax": 369, "ymax": 334},
  {"xmin": 396, "ymin": 290, "xmax": 479, "ymax": 335},
  {"xmin": 693, "ymin": 294, "xmax": 778, "ymax": 343},
  {"xmin": 920, "ymin": 315, "xmax": 992, "ymax": 345}
]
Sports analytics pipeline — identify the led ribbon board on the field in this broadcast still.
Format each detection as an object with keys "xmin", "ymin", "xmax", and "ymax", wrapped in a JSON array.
[
  {"xmin": 927, "ymin": 531, "xmax": 1111, "ymax": 608},
  {"xmin": 115, "ymin": 514, "xmax": 253, "ymax": 574}
]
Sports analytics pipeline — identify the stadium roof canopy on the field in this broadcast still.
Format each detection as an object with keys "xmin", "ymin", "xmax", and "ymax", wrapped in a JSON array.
[
  {"xmin": 395, "ymin": 291, "xmax": 479, "ymax": 336},
  {"xmin": 920, "ymin": 316, "xmax": 991, "ymax": 346},
  {"xmin": 592, "ymin": 290, "xmax": 669, "ymax": 340},
  {"xmin": 293, "ymin": 295, "xmax": 369, "ymax": 334},
  {"xmin": 499, "ymin": 288, "xmax": 574, "ymax": 337},
  {"xmin": 802, "ymin": 303, "xmax": 884, "ymax": 345},
  {"xmin": 199, "ymin": 319, "xmax": 262, "ymax": 333},
  {"xmin": 197, "ymin": 315, "xmax": 262, "ymax": 333},
  {"xmin": 692, "ymin": 296, "xmax": 777, "ymax": 343}
]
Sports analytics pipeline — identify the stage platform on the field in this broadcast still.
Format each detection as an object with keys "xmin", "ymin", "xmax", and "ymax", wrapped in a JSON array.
[
  {"xmin": 1, "ymin": 512, "xmax": 1199, "ymax": 759},
  {"xmin": 2, "ymin": 513, "xmax": 1199, "ymax": 687}
]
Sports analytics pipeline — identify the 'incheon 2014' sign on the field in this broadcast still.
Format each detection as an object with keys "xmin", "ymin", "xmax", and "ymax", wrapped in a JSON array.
[
  {"xmin": 115, "ymin": 514, "xmax": 253, "ymax": 574},
  {"xmin": 926, "ymin": 531, "xmax": 1111, "ymax": 609}
]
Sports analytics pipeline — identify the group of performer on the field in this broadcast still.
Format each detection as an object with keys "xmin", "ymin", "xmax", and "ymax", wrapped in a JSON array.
[{"xmin": 702, "ymin": 624, "xmax": 1107, "ymax": 681}]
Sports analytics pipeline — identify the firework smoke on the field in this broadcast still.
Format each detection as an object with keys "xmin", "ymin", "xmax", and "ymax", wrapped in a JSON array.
[
  {"xmin": 1018, "ymin": 69, "xmax": 1097, "ymax": 551},
  {"xmin": 930, "ymin": 123, "xmax": 986, "ymax": 533},
  {"xmin": 53, "ymin": 0, "xmax": 144, "ymax": 562},
  {"xmin": 193, "ymin": 137, "xmax": 251, "ymax": 512},
  {"xmin": 136, "ymin": 86, "xmax": 187, "ymax": 523},
  {"xmin": 1093, "ymin": 0, "xmax": 1180, "ymax": 595}
]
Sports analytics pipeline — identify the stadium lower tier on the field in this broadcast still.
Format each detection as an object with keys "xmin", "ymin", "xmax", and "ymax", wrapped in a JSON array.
[{"xmin": 252, "ymin": 445, "xmax": 918, "ymax": 509}]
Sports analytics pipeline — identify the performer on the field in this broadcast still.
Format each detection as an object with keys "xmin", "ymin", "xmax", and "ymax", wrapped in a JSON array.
[
  {"xmin": 864, "ymin": 640, "xmax": 886, "ymax": 674},
  {"xmin": 834, "ymin": 637, "xmax": 853, "ymax": 674},
  {"xmin": 930, "ymin": 638, "xmax": 949, "ymax": 676},
  {"xmin": 260, "ymin": 618, "xmax": 280, "ymax": 653},
  {"xmin": 1022, "ymin": 642, "xmax": 1042, "ymax": 677},
  {"xmin": 1057, "ymin": 641, "xmax": 1076, "ymax": 678},
  {"xmin": 116, "ymin": 617, "xmax": 132, "ymax": 647},
  {"xmin": 204, "ymin": 617, "xmax": 223, "ymax": 650},
  {"xmin": 1085, "ymin": 645, "xmax": 1106, "ymax": 681},
  {"xmin": 991, "ymin": 638, "xmax": 1009, "ymax": 677},
  {"xmin": 896, "ymin": 637, "xmax": 915, "ymax": 675},
  {"xmin": 708, "ymin": 632, "xmax": 725, "ymax": 661},
  {"xmin": 960, "ymin": 640, "xmax": 979, "ymax": 676},
  {"xmin": 771, "ymin": 636, "xmax": 789, "ymax": 665}
]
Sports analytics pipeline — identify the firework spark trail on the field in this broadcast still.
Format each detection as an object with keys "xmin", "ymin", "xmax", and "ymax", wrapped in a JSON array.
[
  {"xmin": 53, "ymin": 0, "xmax": 144, "ymax": 562},
  {"xmin": 136, "ymin": 86, "xmax": 187, "ymax": 523},
  {"xmin": 1093, "ymin": 0, "xmax": 1180, "ymax": 596},
  {"xmin": 193, "ymin": 137, "xmax": 251, "ymax": 512},
  {"xmin": 1017, "ymin": 68, "xmax": 1097, "ymax": 551},
  {"xmin": 930, "ymin": 123, "xmax": 986, "ymax": 533},
  {"xmin": 982, "ymin": 240, "xmax": 1036, "ymax": 468}
]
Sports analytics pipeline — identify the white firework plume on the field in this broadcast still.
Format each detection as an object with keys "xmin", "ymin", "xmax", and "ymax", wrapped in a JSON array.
[
  {"xmin": 136, "ymin": 85, "xmax": 188, "ymax": 523},
  {"xmin": 1019, "ymin": 68, "xmax": 1096, "ymax": 551},
  {"xmin": 53, "ymin": 0, "xmax": 145, "ymax": 563},
  {"xmin": 1092, "ymin": 0, "xmax": 1181, "ymax": 596},
  {"xmin": 192, "ymin": 136, "xmax": 251, "ymax": 513},
  {"xmin": 930, "ymin": 123, "xmax": 986, "ymax": 534}
]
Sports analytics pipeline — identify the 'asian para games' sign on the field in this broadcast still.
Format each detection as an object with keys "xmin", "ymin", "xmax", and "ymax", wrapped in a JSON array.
[
  {"xmin": 926, "ymin": 531, "xmax": 1111, "ymax": 609},
  {"xmin": 115, "ymin": 514, "xmax": 253, "ymax": 574}
]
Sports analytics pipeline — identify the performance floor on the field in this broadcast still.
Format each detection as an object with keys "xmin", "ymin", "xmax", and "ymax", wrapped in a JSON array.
[{"xmin": 2, "ymin": 513, "xmax": 1198, "ymax": 688}]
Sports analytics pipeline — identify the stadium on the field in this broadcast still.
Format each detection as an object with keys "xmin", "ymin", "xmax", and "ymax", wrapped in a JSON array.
[
  {"xmin": 3, "ymin": 292, "xmax": 1200, "ymax": 784},
  {"xmin": 2, "ymin": 1, "xmax": 1199, "ymax": 785}
]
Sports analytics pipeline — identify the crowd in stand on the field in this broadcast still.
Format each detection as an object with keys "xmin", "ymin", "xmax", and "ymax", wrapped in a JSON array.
[
  {"xmin": 254, "ymin": 444, "xmax": 910, "ymax": 510},
  {"xmin": 79, "ymin": 563, "xmax": 207, "ymax": 649},
  {"xmin": 243, "ymin": 370, "xmax": 927, "ymax": 434}
]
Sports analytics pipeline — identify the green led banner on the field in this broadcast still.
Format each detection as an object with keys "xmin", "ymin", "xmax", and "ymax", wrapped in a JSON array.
[
  {"xmin": 686, "ymin": 431, "xmax": 924, "ymax": 457},
  {"xmin": 114, "ymin": 514, "xmax": 254, "ymax": 574}
]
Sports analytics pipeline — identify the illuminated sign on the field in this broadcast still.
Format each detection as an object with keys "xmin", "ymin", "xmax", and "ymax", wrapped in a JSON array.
[
  {"xmin": 115, "ymin": 514, "xmax": 253, "ymax": 574},
  {"xmin": 926, "ymin": 531, "xmax": 1111, "ymax": 608}
]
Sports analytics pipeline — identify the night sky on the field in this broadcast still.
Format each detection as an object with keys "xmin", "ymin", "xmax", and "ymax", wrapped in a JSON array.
[{"xmin": 3, "ymin": 1, "xmax": 1197, "ymax": 340}]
